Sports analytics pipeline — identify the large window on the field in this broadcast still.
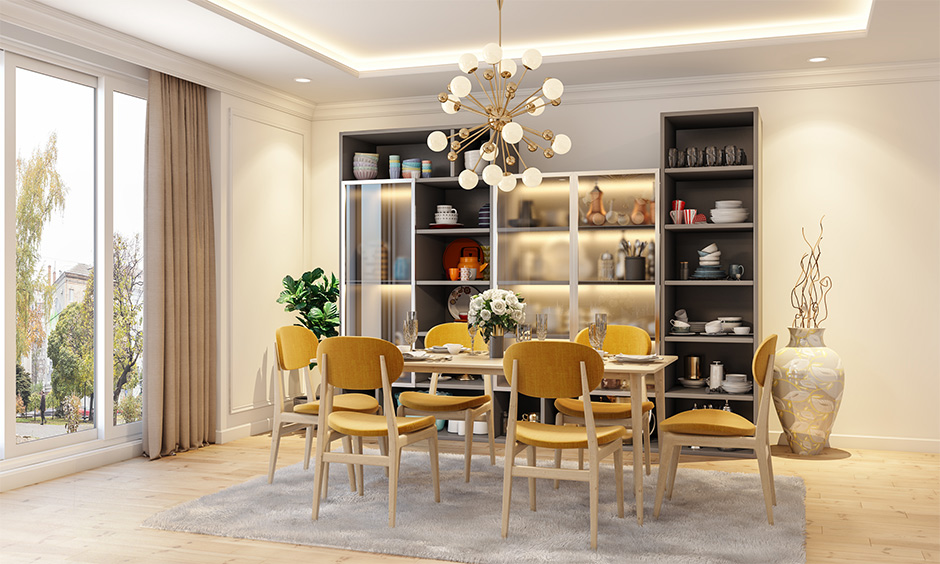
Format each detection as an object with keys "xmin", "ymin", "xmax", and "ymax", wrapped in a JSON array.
[{"xmin": 2, "ymin": 52, "xmax": 147, "ymax": 459}]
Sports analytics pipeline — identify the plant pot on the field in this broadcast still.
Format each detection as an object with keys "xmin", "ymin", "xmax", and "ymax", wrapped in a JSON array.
[
  {"xmin": 489, "ymin": 327, "xmax": 505, "ymax": 359},
  {"xmin": 772, "ymin": 327, "xmax": 844, "ymax": 455}
]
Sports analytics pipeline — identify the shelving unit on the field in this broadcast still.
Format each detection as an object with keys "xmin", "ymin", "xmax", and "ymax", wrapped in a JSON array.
[
  {"xmin": 657, "ymin": 108, "xmax": 762, "ymax": 438},
  {"xmin": 340, "ymin": 127, "xmax": 660, "ymax": 440}
]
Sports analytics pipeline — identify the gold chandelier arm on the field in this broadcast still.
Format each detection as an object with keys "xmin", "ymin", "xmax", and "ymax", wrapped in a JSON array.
[
  {"xmin": 509, "ymin": 141, "xmax": 528, "ymax": 170},
  {"xmin": 463, "ymin": 124, "xmax": 494, "ymax": 148},
  {"xmin": 463, "ymin": 92, "xmax": 491, "ymax": 113},
  {"xmin": 457, "ymin": 104, "xmax": 491, "ymax": 119},
  {"xmin": 518, "ymin": 123, "xmax": 548, "ymax": 138},
  {"xmin": 473, "ymin": 72, "xmax": 497, "ymax": 108},
  {"xmin": 506, "ymin": 86, "xmax": 546, "ymax": 116}
]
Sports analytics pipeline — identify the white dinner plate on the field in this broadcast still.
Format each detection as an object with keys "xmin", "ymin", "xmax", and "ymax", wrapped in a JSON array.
[{"xmin": 613, "ymin": 354, "xmax": 660, "ymax": 363}]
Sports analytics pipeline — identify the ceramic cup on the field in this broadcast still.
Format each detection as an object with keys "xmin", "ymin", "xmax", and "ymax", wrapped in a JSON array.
[
  {"xmin": 674, "ymin": 308, "xmax": 688, "ymax": 321},
  {"xmin": 448, "ymin": 267, "xmax": 460, "ymax": 281},
  {"xmin": 671, "ymin": 319, "xmax": 690, "ymax": 328},
  {"xmin": 683, "ymin": 208, "xmax": 698, "ymax": 224},
  {"xmin": 670, "ymin": 210, "xmax": 683, "ymax": 224},
  {"xmin": 730, "ymin": 264, "xmax": 745, "ymax": 280},
  {"xmin": 460, "ymin": 267, "xmax": 477, "ymax": 281},
  {"xmin": 705, "ymin": 320, "xmax": 723, "ymax": 334},
  {"xmin": 672, "ymin": 199, "xmax": 686, "ymax": 211}
]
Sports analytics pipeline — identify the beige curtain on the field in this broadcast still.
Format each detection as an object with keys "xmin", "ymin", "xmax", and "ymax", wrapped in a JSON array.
[{"xmin": 143, "ymin": 70, "xmax": 218, "ymax": 460}]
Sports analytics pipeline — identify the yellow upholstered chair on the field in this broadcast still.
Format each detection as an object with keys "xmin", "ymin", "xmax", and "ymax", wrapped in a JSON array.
[
  {"xmin": 654, "ymin": 334, "xmax": 779, "ymax": 524},
  {"xmin": 312, "ymin": 336, "xmax": 440, "ymax": 527},
  {"xmin": 397, "ymin": 322, "xmax": 495, "ymax": 481},
  {"xmin": 554, "ymin": 325, "xmax": 654, "ymax": 477},
  {"xmin": 269, "ymin": 326, "xmax": 380, "ymax": 487},
  {"xmin": 501, "ymin": 341, "xmax": 627, "ymax": 550}
]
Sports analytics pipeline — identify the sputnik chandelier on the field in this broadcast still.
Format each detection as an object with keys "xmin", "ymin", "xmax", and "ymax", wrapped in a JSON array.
[{"xmin": 426, "ymin": 0, "xmax": 570, "ymax": 192}]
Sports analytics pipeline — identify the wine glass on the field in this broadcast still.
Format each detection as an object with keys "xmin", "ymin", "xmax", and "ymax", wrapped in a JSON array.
[
  {"xmin": 467, "ymin": 322, "xmax": 477, "ymax": 355},
  {"xmin": 403, "ymin": 311, "xmax": 418, "ymax": 351},
  {"xmin": 535, "ymin": 314, "xmax": 549, "ymax": 341},
  {"xmin": 594, "ymin": 313, "xmax": 607, "ymax": 352},
  {"xmin": 516, "ymin": 323, "xmax": 531, "ymax": 342},
  {"xmin": 588, "ymin": 322, "xmax": 600, "ymax": 350}
]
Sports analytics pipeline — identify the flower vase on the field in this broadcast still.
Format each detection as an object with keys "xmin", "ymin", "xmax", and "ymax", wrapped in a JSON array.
[
  {"xmin": 772, "ymin": 327, "xmax": 845, "ymax": 455},
  {"xmin": 489, "ymin": 327, "xmax": 505, "ymax": 359}
]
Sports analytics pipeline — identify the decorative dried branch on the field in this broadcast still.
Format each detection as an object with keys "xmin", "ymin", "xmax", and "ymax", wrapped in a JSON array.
[{"xmin": 790, "ymin": 216, "xmax": 833, "ymax": 328}]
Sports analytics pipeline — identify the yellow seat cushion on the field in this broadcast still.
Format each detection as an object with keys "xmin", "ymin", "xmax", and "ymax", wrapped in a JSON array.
[
  {"xmin": 398, "ymin": 391, "xmax": 490, "ymax": 412},
  {"xmin": 659, "ymin": 409, "xmax": 755, "ymax": 437},
  {"xmin": 328, "ymin": 411, "xmax": 436, "ymax": 437},
  {"xmin": 292, "ymin": 393, "xmax": 379, "ymax": 415},
  {"xmin": 514, "ymin": 421, "xmax": 628, "ymax": 449},
  {"xmin": 554, "ymin": 397, "xmax": 654, "ymax": 420}
]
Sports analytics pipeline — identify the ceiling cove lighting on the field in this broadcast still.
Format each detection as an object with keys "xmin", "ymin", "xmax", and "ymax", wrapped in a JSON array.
[
  {"xmin": 426, "ymin": 0, "xmax": 570, "ymax": 192},
  {"xmin": 294, "ymin": 77, "xmax": 312, "ymax": 83},
  {"xmin": 808, "ymin": 57, "xmax": 829, "ymax": 63}
]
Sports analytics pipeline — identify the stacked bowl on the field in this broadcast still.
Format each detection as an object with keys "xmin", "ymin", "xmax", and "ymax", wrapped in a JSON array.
[
  {"xmin": 692, "ymin": 243, "xmax": 727, "ymax": 279},
  {"xmin": 710, "ymin": 200, "xmax": 748, "ymax": 224},
  {"xmin": 353, "ymin": 152, "xmax": 379, "ymax": 180},
  {"xmin": 403, "ymin": 158, "xmax": 421, "ymax": 179}
]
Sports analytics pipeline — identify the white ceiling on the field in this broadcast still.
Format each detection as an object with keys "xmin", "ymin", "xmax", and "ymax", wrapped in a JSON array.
[{"xmin": 19, "ymin": 0, "xmax": 940, "ymax": 105}]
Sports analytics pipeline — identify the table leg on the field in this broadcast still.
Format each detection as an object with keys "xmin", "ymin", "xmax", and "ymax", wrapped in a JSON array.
[{"xmin": 631, "ymin": 373, "xmax": 644, "ymax": 525}]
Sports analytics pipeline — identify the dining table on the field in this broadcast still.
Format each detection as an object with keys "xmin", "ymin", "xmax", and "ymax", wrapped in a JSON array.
[{"xmin": 401, "ymin": 349, "xmax": 678, "ymax": 525}]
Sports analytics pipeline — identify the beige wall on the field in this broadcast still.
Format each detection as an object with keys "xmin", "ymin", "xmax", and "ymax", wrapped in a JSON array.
[{"xmin": 306, "ymin": 69, "xmax": 939, "ymax": 452}]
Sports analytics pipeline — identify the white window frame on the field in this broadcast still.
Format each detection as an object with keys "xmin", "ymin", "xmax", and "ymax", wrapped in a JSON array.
[{"xmin": 1, "ymin": 51, "xmax": 147, "ymax": 465}]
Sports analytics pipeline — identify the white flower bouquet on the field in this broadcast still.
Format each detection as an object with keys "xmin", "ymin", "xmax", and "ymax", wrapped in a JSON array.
[{"xmin": 467, "ymin": 288, "xmax": 526, "ymax": 343}]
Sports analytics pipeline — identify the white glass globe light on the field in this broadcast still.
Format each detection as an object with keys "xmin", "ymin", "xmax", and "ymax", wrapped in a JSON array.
[
  {"xmin": 543, "ymin": 78, "xmax": 564, "ymax": 100},
  {"xmin": 498, "ymin": 175, "xmax": 517, "ymax": 192},
  {"xmin": 551, "ymin": 134, "xmax": 572, "ymax": 155},
  {"xmin": 442, "ymin": 97, "xmax": 459, "ymax": 114},
  {"xmin": 458, "ymin": 169, "xmax": 479, "ymax": 190},
  {"xmin": 458, "ymin": 52, "xmax": 478, "ymax": 74},
  {"xmin": 501, "ymin": 122, "xmax": 523, "ymax": 144},
  {"xmin": 483, "ymin": 43, "xmax": 503, "ymax": 64},
  {"xmin": 482, "ymin": 164, "xmax": 503, "ymax": 186},
  {"xmin": 499, "ymin": 58, "xmax": 517, "ymax": 77},
  {"xmin": 481, "ymin": 145, "xmax": 499, "ymax": 161},
  {"xmin": 522, "ymin": 167, "xmax": 542, "ymax": 187},
  {"xmin": 527, "ymin": 96, "xmax": 545, "ymax": 116},
  {"xmin": 449, "ymin": 75, "xmax": 472, "ymax": 98},
  {"xmin": 427, "ymin": 130, "xmax": 448, "ymax": 152},
  {"xmin": 522, "ymin": 49, "xmax": 542, "ymax": 70}
]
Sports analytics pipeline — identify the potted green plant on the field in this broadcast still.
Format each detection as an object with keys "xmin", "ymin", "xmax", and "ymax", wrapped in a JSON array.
[{"xmin": 276, "ymin": 268, "xmax": 340, "ymax": 339}]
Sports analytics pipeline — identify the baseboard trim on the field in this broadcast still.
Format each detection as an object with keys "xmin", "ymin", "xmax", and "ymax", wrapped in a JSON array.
[
  {"xmin": 774, "ymin": 432, "xmax": 940, "ymax": 454},
  {"xmin": 215, "ymin": 419, "xmax": 273, "ymax": 445},
  {"xmin": 0, "ymin": 440, "xmax": 143, "ymax": 492}
]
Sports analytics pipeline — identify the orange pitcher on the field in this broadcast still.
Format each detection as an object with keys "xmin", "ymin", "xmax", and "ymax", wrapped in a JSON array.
[{"xmin": 457, "ymin": 247, "xmax": 488, "ymax": 274}]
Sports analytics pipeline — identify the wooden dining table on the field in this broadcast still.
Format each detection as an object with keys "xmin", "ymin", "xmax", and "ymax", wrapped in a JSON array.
[{"xmin": 402, "ymin": 350, "xmax": 678, "ymax": 525}]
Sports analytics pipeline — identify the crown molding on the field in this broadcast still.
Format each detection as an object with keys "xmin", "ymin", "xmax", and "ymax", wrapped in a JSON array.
[
  {"xmin": 1, "ymin": 0, "xmax": 316, "ymax": 120},
  {"xmin": 312, "ymin": 60, "xmax": 939, "ymax": 122}
]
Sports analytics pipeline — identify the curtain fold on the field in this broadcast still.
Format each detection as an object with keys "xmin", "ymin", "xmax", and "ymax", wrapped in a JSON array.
[{"xmin": 143, "ymin": 70, "xmax": 217, "ymax": 460}]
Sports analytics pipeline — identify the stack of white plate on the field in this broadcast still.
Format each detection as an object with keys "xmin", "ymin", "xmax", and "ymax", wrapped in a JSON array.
[
  {"xmin": 678, "ymin": 377, "xmax": 706, "ymax": 388},
  {"xmin": 722, "ymin": 379, "xmax": 753, "ymax": 393},
  {"xmin": 710, "ymin": 200, "xmax": 749, "ymax": 224}
]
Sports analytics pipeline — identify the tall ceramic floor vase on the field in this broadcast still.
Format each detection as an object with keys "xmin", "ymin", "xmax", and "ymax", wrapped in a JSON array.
[{"xmin": 772, "ymin": 327, "xmax": 844, "ymax": 455}]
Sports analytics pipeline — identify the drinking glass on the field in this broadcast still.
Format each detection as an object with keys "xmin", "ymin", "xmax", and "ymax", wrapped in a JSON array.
[
  {"xmin": 535, "ymin": 314, "xmax": 549, "ymax": 341},
  {"xmin": 594, "ymin": 313, "xmax": 607, "ymax": 352},
  {"xmin": 516, "ymin": 323, "xmax": 531, "ymax": 342},
  {"xmin": 588, "ymin": 323, "xmax": 600, "ymax": 350},
  {"xmin": 403, "ymin": 311, "xmax": 418, "ymax": 351}
]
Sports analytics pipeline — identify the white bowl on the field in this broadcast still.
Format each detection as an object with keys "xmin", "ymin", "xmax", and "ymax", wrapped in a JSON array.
[
  {"xmin": 715, "ymin": 200, "xmax": 743, "ymax": 208},
  {"xmin": 718, "ymin": 316, "xmax": 743, "ymax": 321},
  {"xmin": 721, "ymin": 321, "xmax": 742, "ymax": 330},
  {"xmin": 701, "ymin": 251, "xmax": 721, "ymax": 260},
  {"xmin": 733, "ymin": 326, "xmax": 751, "ymax": 335},
  {"xmin": 700, "ymin": 243, "xmax": 718, "ymax": 253},
  {"xmin": 444, "ymin": 343, "xmax": 463, "ymax": 354}
]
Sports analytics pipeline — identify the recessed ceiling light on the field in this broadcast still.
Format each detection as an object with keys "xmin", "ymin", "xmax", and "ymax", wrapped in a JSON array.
[
  {"xmin": 808, "ymin": 57, "xmax": 829, "ymax": 63},
  {"xmin": 294, "ymin": 77, "xmax": 311, "ymax": 83}
]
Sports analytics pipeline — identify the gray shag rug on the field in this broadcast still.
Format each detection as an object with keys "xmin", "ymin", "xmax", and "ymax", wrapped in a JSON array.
[{"xmin": 144, "ymin": 450, "xmax": 805, "ymax": 563}]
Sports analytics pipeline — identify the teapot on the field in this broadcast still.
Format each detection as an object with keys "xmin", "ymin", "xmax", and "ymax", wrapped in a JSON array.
[{"xmin": 457, "ymin": 247, "xmax": 488, "ymax": 275}]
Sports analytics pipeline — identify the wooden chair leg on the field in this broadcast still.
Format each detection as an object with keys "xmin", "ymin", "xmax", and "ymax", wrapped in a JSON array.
[
  {"xmin": 614, "ymin": 442, "xmax": 625, "ymax": 518},
  {"xmin": 500, "ymin": 440, "xmax": 515, "ymax": 539},
  {"xmin": 589, "ymin": 461, "xmax": 599, "ymax": 550},
  {"xmin": 388, "ymin": 444, "xmax": 399, "ymax": 528},
  {"xmin": 643, "ymin": 415, "xmax": 652, "ymax": 476},
  {"xmin": 765, "ymin": 446, "xmax": 777, "ymax": 506},
  {"xmin": 486, "ymin": 407, "xmax": 496, "ymax": 465},
  {"xmin": 267, "ymin": 422, "xmax": 282, "ymax": 484},
  {"xmin": 303, "ymin": 425, "xmax": 314, "ymax": 470},
  {"xmin": 653, "ymin": 435, "xmax": 673, "ymax": 519},
  {"xmin": 755, "ymin": 442, "xmax": 776, "ymax": 525},
  {"xmin": 553, "ymin": 412, "xmax": 564, "ymax": 489},
  {"xmin": 527, "ymin": 445, "xmax": 537, "ymax": 512},
  {"xmin": 463, "ymin": 411, "xmax": 474, "ymax": 482},
  {"xmin": 665, "ymin": 443, "xmax": 682, "ymax": 500},
  {"xmin": 311, "ymin": 428, "xmax": 329, "ymax": 520},
  {"xmin": 429, "ymin": 432, "xmax": 441, "ymax": 503},
  {"xmin": 349, "ymin": 436, "xmax": 363, "ymax": 495}
]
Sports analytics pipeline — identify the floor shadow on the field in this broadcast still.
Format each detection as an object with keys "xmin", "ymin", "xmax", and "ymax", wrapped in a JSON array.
[{"xmin": 771, "ymin": 445, "xmax": 852, "ymax": 460}]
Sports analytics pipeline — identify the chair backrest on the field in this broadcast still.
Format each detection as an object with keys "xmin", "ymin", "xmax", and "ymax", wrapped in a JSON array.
[
  {"xmin": 753, "ymin": 334, "xmax": 778, "ymax": 436},
  {"xmin": 502, "ymin": 341, "xmax": 604, "ymax": 399},
  {"xmin": 317, "ymin": 336, "xmax": 404, "ymax": 390},
  {"xmin": 574, "ymin": 324, "xmax": 651, "ymax": 355},
  {"xmin": 275, "ymin": 325, "xmax": 319, "ymax": 371},
  {"xmin": 425, "ymin": 322, "xmax": 486, "ymax": 351}
]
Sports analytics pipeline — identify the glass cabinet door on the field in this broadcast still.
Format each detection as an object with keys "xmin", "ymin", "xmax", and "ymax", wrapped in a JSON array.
[
  {"xmin": 495, "ymin": 174, "xmax": 572, "ymax": 338},
  {"xmin": 341, "ymin": 180, "xmax": 413, "ymax": 339},
  {"xmin": 574, "ymin": 172, "xmax": 658, "ymax": 341}
]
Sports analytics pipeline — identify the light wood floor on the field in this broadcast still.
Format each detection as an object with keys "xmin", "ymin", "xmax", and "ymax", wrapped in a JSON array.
[{"xmin": 1, "ymin": 434, "xmax": 937, "ymax": 563}]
